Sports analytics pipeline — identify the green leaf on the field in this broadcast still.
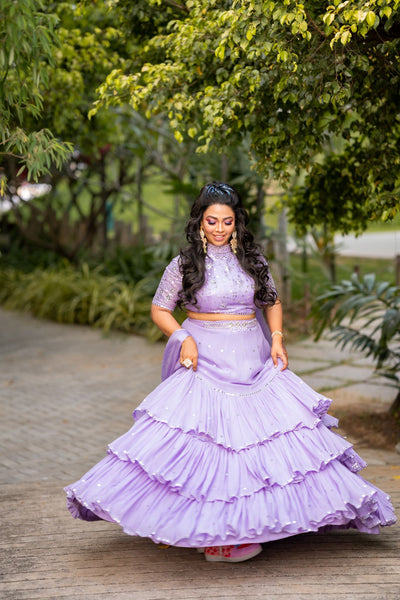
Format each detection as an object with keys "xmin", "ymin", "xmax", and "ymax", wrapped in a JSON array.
[
  {"xmin": 366, "ymin": 11, "xmax": 376, "ymax": 27},
  {"xmin": 381, "ymin": 6, "xmax": 392, "ymax": 19},
  {"xmin": 215, "ymin": 45, "xmax": 225, "ymax": 60},
  {"xmin": 174, "ymin": 130, "xmax": 183, "ymax": 143},
  {"xmin": 340, "ymin": 29, "xmax": 352, "ymax": 45}
]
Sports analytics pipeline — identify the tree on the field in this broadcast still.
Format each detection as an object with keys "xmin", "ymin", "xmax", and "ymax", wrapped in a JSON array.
[
  {"xmin": 92, "ymin": 0, "xmax": 400, "ymax": 234},
  {"xmin": 2, "ymin": 2, "xmax": 257, "ymax": 258},
  {"xmin": 0, "ymin": 0, "xmax": 72, "ymax": 191},
  {"xmin": 1, "ymin": 0, "xmax": 137, "ymax": 259},
  {"xmin": 286, "ymin": 148, "xmax": 381, "ymax": 282}
]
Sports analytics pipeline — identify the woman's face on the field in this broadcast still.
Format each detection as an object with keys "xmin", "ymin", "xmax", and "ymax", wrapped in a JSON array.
[{"xmin": 201, "ymin": 203, "xmax": 235, "ymax": 247}]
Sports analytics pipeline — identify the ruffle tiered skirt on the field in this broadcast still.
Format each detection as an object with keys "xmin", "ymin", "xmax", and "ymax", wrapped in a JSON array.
[{"xmin": 65, "ymin": 318, "xmax": 396, "ymax": 546}]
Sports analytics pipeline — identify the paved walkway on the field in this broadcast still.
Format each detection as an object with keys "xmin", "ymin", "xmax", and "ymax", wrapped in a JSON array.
[{"xmin": 0, "ymin": 308, "xmax": 399, "ymax": 600}]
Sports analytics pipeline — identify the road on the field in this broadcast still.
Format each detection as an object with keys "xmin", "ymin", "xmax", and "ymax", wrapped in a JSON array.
[
  {"xmin": 335, "ymin": 231, "xmax": 400, "ymax": 259},
  {"xmin": 288, "ymin": 230, "xmax": 400, "ymax": 259}
]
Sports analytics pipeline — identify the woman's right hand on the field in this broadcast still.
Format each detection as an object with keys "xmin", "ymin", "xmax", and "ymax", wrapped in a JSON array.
[{"xmin": 180, "ymin": 336, "xmax": 198, "ymax": 371}]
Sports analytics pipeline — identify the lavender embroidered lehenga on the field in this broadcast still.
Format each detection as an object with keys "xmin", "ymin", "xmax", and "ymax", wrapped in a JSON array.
[{"xmin": 64, "ymin": 244, "xmax": 396, "ymax": 547}]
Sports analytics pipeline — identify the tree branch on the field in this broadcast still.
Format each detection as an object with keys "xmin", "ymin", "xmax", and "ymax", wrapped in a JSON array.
[
  {"xmin": 305, "ymin": 11, "xmax": 326, "ymax": 38},
  {"xmin": 0, "ymin": 152, "xmax": 24, "ymax": 159},
  {"xmin": 163, "ymin": 0, "xmax": 190, "ymax": 13}
]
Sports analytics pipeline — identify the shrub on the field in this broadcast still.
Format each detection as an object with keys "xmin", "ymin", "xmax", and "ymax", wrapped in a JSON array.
[
  {"xmin": 312, "ymin": 273, "xmax": 400, "ymax": 415},
  {"xmin": 0, "ymin": 263, "xmax": 164, "ymax": 340}
]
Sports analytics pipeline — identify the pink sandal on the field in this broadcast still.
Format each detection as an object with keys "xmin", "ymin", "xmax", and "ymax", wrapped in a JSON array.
[{"xmin": 204, "ymin": 543, "xmax": 262, "ymax": 563}]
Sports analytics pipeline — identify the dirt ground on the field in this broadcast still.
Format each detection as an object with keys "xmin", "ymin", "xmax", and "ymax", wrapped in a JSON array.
[{"xmin": 333, "ymin": 405, "xmax": 400, "ymax": 452}]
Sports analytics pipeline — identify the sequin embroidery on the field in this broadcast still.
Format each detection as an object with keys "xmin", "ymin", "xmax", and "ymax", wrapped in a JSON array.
[{"xmin": 152, "ymin": 244, "xmax": 276, "ymax": 313}]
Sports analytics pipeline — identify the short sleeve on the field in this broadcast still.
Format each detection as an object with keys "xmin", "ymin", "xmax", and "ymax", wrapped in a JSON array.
[{"xmin": 152, "ymin": 256, "xmax": 183, "ymax": 311}]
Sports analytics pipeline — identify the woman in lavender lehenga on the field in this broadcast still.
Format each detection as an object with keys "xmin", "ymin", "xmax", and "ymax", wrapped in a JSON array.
[{"xmin": 65, "ymin": 182, "xmax": 396, "ymax": 563}]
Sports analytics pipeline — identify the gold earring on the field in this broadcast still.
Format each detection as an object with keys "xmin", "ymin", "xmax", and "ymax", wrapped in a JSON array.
[
  {"xmin": 200, "ymin": 227, "xmax": 207, "ymax": 254},
  {"xmin": 230, "ymin": 230, "xmax": 237, "ymax": 254}
]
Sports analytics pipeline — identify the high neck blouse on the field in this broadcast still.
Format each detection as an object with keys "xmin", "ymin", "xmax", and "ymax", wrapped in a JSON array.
[{"xmin": 152, "ymin": 243, "xmax": 276, "ymax": 315}]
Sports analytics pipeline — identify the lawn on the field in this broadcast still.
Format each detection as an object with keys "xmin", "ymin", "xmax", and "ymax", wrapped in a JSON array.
[{"xmin": 288, "ymin": 254, "xmax": 396, "ymax": 304}]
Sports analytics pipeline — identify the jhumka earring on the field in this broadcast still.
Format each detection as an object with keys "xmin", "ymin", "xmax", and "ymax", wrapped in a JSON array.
[
  {"xmin": 230, "ymin": 230, "xmax": 238, "ymax": 254},
  {"xmin": 200, "ymin": 227, "xmax": 207, "ymax": 254}
]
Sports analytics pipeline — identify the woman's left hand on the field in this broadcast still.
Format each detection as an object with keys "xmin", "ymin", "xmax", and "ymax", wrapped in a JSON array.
[{"xmin": 271, "ymin": 339, "xmax": 288, "ymax": 371}]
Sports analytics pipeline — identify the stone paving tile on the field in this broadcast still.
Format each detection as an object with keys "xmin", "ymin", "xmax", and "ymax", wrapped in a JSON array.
[
  {"xmin": 288, "ymin": 341, "xmax": 353, "ymax": 363},
  {"xmin": 314, "ymin": 364, "xmax": 379, "ymax": 384},
  {"xmin": 338, "ymin": 382, "xmax": 397, "ymax": 404},
  {"xmin": 0, "ymin": 308, "xmax": 399, "ymax": 600},
  {"xmin": 285, "ymin": 358, "xmax": 334, "ymax": 375},
  {"xmin": 296, "ymin": 374, "xmax": 344, "ymax": 392},
  {"xmin": 0, "ymin": 310, "xmax": 164, "ymax": 485},
  {"xmin": 350, "ymin": 355, "xmax": 378, "ymax": 368}
]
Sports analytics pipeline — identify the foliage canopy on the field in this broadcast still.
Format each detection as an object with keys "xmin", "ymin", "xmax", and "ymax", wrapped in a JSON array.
[
  {"xmin": 94, "ymin": 0, "xmax": 400, "ymax": 233},
  {"xmin": 0, "ymin": 0, "xmax": 73, "ymax": 187}
]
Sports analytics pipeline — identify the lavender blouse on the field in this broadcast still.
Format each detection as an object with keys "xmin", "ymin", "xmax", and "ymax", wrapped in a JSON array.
[{"xmin": 152, "ymin": 243, "xmax": 276, "ymax": 314}]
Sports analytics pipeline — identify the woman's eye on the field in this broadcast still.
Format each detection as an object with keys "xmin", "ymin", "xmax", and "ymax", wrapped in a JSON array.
[
  {"xmin": 206, "ymin": 221, "xmax": 216, "ymax": 225},
  {"xmin": 225, "ymin": 221, "xmax": 233, "ymax": 226}
]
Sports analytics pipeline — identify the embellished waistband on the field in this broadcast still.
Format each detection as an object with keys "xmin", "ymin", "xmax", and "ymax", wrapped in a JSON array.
[
  {"xmin": 186, "ymin": 310, "xmax": 256, "ymax": 321},
  {"xmin": 187, "ymin": 318, "xmax": 258, "ymax": 331}
]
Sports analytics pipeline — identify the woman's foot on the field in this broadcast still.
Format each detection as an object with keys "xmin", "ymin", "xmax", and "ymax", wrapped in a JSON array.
[{"xmin": 204, "ymin": 543, "xmax": 262, "ymax": 563}]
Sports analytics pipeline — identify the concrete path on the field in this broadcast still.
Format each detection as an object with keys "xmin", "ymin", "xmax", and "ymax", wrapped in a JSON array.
[{"xmin": 0, "ymin": 308, "xmax": 399, "ymax": 600}]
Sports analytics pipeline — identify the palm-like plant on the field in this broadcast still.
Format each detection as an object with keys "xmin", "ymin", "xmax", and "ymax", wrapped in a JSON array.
[{"xmin": 312, "ymin": 273, "xmax": 400, "ymax": 416}]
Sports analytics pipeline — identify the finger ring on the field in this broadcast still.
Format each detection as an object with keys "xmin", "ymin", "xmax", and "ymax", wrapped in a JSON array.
[{"xmin": 182, "ymin": 358, "xmax": 193, "ymax": 368}]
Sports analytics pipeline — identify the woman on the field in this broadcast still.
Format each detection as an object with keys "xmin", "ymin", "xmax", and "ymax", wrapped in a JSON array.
[{"xmin": 65, "ymin": 182, "xmax": 396, "ymax": 563}]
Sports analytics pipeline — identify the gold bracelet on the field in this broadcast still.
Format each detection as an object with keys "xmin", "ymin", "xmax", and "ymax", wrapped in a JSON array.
[{"xmin": 271, "ymin": 330, "xmax": 284, "ymax": 339}]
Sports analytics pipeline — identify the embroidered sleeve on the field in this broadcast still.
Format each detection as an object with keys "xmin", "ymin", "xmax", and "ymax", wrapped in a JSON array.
[{"xmin": 152, "ymin": 256, "xmax": 183, "ymax": 311}]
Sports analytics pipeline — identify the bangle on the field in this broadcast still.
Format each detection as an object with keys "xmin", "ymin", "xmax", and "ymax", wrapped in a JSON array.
[{"xmin": 271, "ymin": 330, "xmax": 284, "ymax": 340}]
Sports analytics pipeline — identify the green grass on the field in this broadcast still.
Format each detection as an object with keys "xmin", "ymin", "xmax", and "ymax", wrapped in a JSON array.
[
  {"xmin": 113, "ymin": 174, "xmax": 190, "ymax": 238},
  {"xmin": 116, "ymin": 187, "xmax": 400, "ymax": 237},
  {"xmin": 289, "ymin": 254, "xmax": 396, "ymax": 303},
  {"xmin": 365, "ymin": 212, "xmax": 400, "ymax": 232}
]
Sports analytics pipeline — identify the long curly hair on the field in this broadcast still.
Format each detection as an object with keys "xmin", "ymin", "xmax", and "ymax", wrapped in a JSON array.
[{"xmin": 178, "ymin": 182, "xmax": 277, "ymax": 308}]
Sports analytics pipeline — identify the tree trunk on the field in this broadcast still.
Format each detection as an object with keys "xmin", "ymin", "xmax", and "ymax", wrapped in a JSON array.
[
  {"xmin": 136, "ymin": 160, "xmax": 146, "ymax": 245},
  {"xmin": 323, "ymin": 222, "xmax": 336, "ymax": 283},
  {"xmin": 255, "ymin": 182, "xmax": 265, "ymax": 239},
  {"xmin": 328, "ymin": 252, "xmax": 336, "ymax": 283},
  {"xmin": 301, "ymin": 237, "xmax": 308, "ymax": 273},
  {"xmin": 389, "ymin": 389, "xmax": 400, "ymax": 418},
  {"xmin": 99, "ymin": 155, "xmax": 108, "ymax": 252},
  {"xmin": 277, "ymin": 208, "xmax": 291, "ymax": 307},
  {"xmin": 220, "ymin": 154, "xmax": 228, "ymax": 182}
]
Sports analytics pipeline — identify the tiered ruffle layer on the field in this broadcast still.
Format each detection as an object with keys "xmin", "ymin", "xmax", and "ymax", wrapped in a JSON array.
[{"xmin": 65, "ymin": 353, "xmax": 396, "ymax": 547}]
